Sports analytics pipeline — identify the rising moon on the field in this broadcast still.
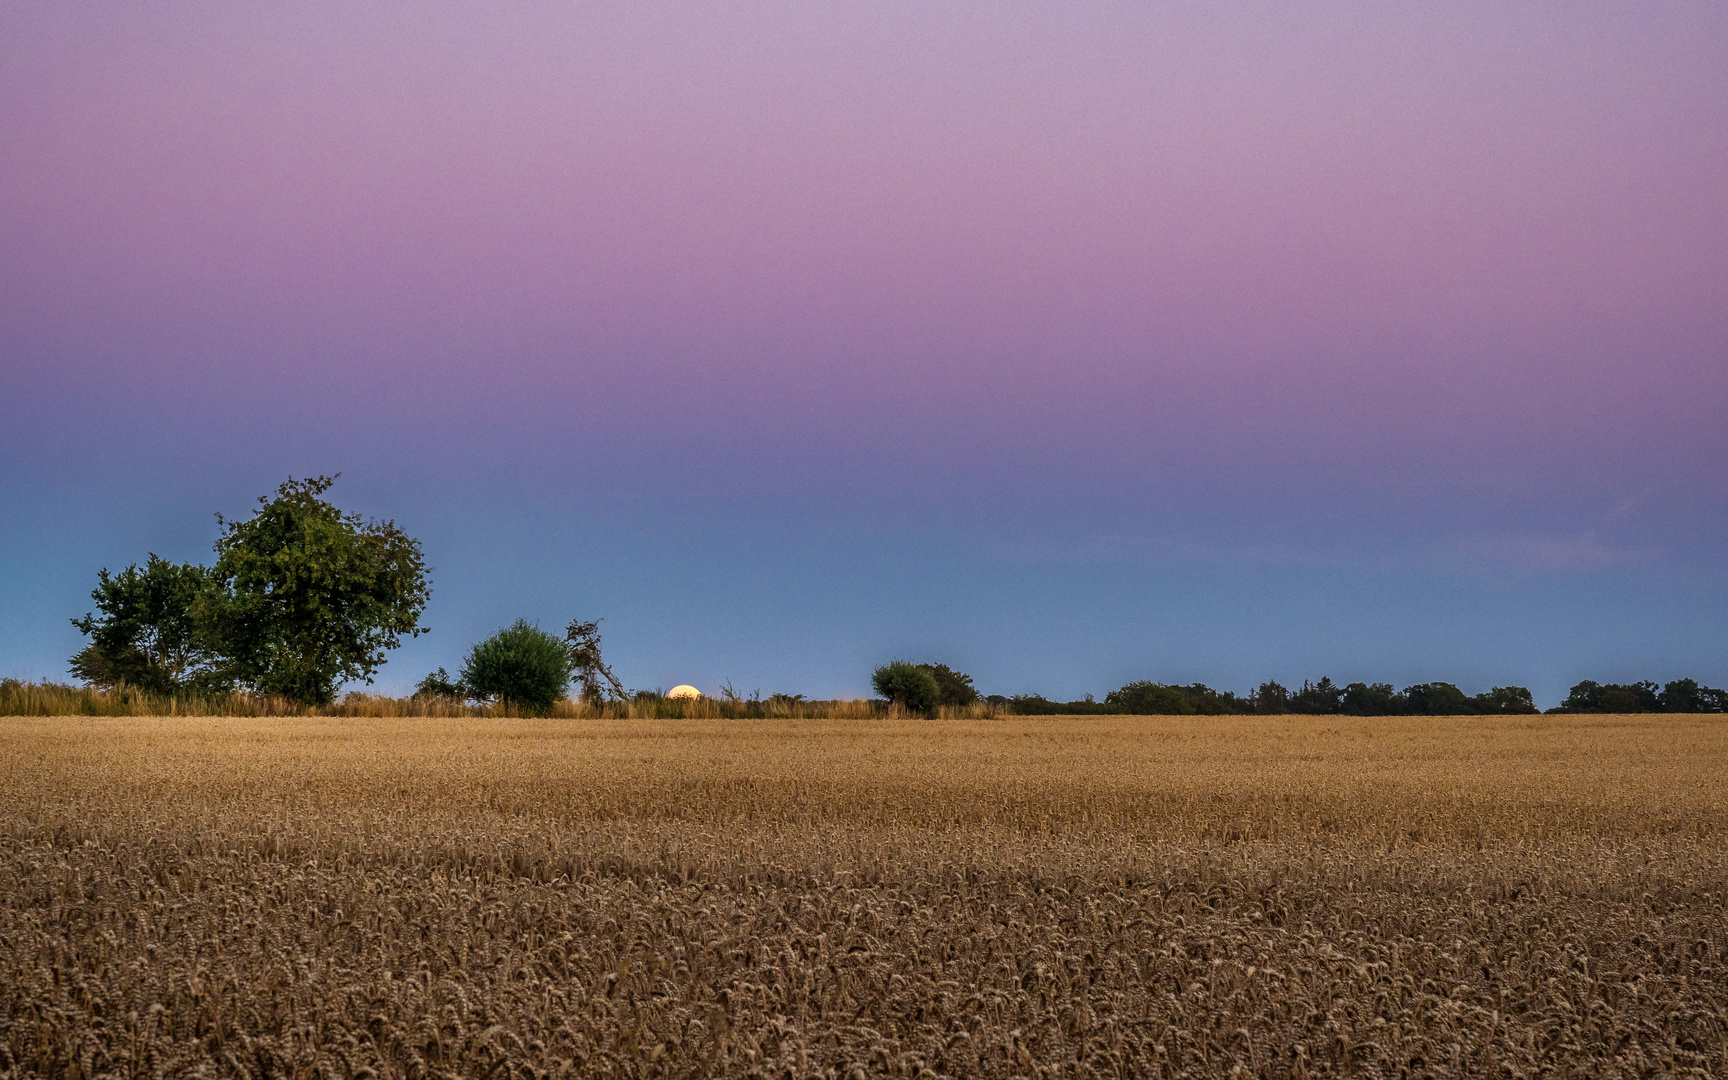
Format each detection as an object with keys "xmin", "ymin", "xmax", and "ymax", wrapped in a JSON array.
[{"xmin": 667, "ymin": 685, "xmax": 701, "ymax": 699}]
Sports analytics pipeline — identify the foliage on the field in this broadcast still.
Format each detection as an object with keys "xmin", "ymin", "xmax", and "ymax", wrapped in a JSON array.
[
  {"xmin": 564, "ymin": 617, "xmax": 627, "ymax": 703},
  {"xmin": 997, "ymin": 694, "xmax": 1121, "ymax": 715},
  {"xmin": 204, "ymin": 475, "xmax": 429, "ymax": 704},
  {"xmin": 1289, "ymin": 677, "xmax": 1345, "ymax": 714},
  {"xmin": 1554, "ymin": 678, "xmax": 1726, "ymax": 713},
  {"xmin": 1474, "ymin": 685, "xmax": 1539, "ymax": 714},
  {"xmin": 414, "ymin": 667, "xmax": 465, "ymax": 699},
  {"xmin": 1250, "ymin": 680, "xmax": 1292, "ymax": 714},
  {"xmin": 459, "ymin": 621, "xmax": 574, "ymax": 713},
  {"xmin": 68, "ymin": 555, "xmax": 224, "ymax": 695},
  {"xmin": 1556, "ymin": 680, "xmax": 1661, "ymax": 713},
  {"xmin": 1106, "ymin": 681, "xmax": 1194, "ymax": 715},
  {"xmin": 1103, "ymin": 681, "xmax": 1248, "ymax": 715},
  {"xmin": 1011, "ymin": 677, "xmax": 1544, "ymax": 716},
  {"xmin": 1402, "ymin": 681, "xmax": 1474, "ymax": 716},
  {"xmin": 920, "ymin": 663, "xmax": 978, "ymax": 707},
  {"xmin": 871, "ymin": 661, "xmax": 941, "ymax": 713},
  {"xmin": 1340, "ymin": 681, "xmax": 1400, "ymax": 715}
]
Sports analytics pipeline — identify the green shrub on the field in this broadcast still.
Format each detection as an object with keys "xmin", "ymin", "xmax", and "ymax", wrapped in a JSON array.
[
  {"xmin": 460, "ymin": 621, "xmax": 572, "ymax": 713},
  {"xmin": 414, "ymin": 667, "xmax": 465, "ymax": 699},
  {"xmin": 872, "ymin": 661, "xmax": 941, "ymax": 713},
  {"xmin": 922, "ymin": 663, "xmax": 979, "ymax": 707}
]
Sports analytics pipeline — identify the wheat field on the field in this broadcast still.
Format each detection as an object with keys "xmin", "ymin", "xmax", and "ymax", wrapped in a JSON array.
[{"xmin": 2, "ymin": 713, "xmax": 1724, "ymax": 1077}]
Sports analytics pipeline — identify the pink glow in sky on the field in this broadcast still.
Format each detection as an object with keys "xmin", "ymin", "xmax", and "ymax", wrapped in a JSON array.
[{"xmin": 7, "ymin": 2, "xmax": 1724, "ymax": 389}]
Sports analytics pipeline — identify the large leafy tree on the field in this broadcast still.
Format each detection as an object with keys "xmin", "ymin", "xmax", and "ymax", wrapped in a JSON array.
[
  {"xmin": 69, "ymin": 555, "xmax": 223, "ymax": 695},
  {"xmin": 460, "ymin": 620, "xmax": 572, "ymax": 713},
  {"xmin": 205, "ymin": 475, "xmax": 429, "ymax": 704},
  {"xmin": 872, "ymin": 661, "xmax": 941, "ymax": 713}
]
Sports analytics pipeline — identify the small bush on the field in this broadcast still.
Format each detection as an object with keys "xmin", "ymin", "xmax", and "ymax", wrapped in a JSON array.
[
  {"xmin": 414, "ymin": 667, "xmax": 465, "ymax": 699},
  {"xmin": 459, "ymin": 621, "xmax": 572, "ymax": 713},
  {"xmin": 922, "ymin": 664, "xmax": 978, "ymax": 707},
  {"xmin": 872, "ymin": 661, "xmax": 941, "ymax": 713}
]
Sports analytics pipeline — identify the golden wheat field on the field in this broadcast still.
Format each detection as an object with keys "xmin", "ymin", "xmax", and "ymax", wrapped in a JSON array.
[{"xmin": 2, "ymin": 713, "xmax": 1725, "ymax": 1077}]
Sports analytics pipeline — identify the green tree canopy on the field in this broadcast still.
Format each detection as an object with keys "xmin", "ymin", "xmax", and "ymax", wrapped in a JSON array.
[
  {"xmin": 921, "ymin": 663, "xmax": 979, "ymax": 707},
  {"xmin": 1250, "ymin": 681, "xmax": 1292, "ymax": 714},
  {"xmin": 1473, "ymin": 686, "xmax": 1538, "ymax": 714},
  {"xmin": 1402, "ymin": 682, "xmax": 1474, "ymax": 716},
  {"xmin": 414, "ymin": 667, "xmax": 465, "ymax": 699},
  {"xmin": 1289, "ymin": 677, "xmax": 1344, "ymax": 714},
  {"xmin": 1105, "ymin": 681, "xmax": 1196, "ymax": 715},
  {"xmin": 872, "ymin": 661, "xmax": 941, "ymax": 713},
  {"xmin": 460, "ymin": 620, "xmax": 572, "ymax": 713},
  {"xmin": 69, "ymin": 555, "xmax": 221, "ymax": 695},
  {"xmin": 205, "ymin": 475, "xmax": 429, "ymax": 704},
  {"xmin": 1556, "ymin": 680, "xmax": 1661, "ymax": 713},
  {"xmin": 1340, "ymin": 682, "xmax": 1400, "ymax": 715}
]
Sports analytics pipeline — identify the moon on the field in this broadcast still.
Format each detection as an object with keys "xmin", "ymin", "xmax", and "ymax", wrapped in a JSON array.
[{"xmin": 667, "ymin": 685, "xmax": 701, "ymax": 699}]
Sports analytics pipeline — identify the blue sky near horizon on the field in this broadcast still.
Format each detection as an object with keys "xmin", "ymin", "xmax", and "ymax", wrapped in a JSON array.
[{"xmin": 3, "ymin": 2, "xmax": 1725, "ymax": 706}]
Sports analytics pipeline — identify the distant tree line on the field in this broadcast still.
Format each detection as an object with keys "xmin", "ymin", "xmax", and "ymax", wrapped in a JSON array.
[
  {"xmin": 877, "ymin": 663, "xmax": 1727, "ymax": 715},
  {"xmin": 1549, "ymin": 679, "xmax": 1728, "ymax": 714},
  {"xmin": 62, "ymin": 480, "xmax": 1725, "ymax": 718}
]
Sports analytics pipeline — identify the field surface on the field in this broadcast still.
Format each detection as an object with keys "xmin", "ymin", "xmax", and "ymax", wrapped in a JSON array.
[{"xmin": 2, "ymin": 713, "xmax": 1725, "ymax": 1077}]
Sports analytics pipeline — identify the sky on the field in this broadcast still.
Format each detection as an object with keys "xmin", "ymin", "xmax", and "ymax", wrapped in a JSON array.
[{"xmin": 3, "ymin": 1, "xmax": 1725, "ymax": 705}]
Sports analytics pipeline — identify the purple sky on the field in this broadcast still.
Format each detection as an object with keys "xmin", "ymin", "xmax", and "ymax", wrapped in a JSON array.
[{"xmin": 4, "ymin": 1, "xmax": 1725, "ymax": 703}]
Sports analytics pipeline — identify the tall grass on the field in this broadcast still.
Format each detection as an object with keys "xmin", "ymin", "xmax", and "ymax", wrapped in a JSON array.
[{"xmin": 0, "ymin": 678, "xmax": 992, "ymax": 719}]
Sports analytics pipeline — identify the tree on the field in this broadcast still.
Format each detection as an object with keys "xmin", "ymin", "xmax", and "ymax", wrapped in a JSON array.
[
  {"xmin": 460, "ymin": 620, "xmax": 572, "ymax": 713},
  {"xmin": 565, "ymin": 617, "xmax": 628, "ymax": 703},
  {"xmin": 1659, "ymin": 678, "xmax": 1704, "ymax": 713},
  {"xmin": 1654, "ymin": 678, "xmax": 1728, "ymax": 713},
  {"xmin": 921, "ymin": 663, "xmax": 978, "ymax": 707},
  {"xmin": 1106, "ymin": 681, "xmax": 1196, "ymax": 715},
  {"xmin": 1180, "ymin": 683, "xmax": 1251, "ymax": 714},
  {"xmin": 69, "ymin": 555, "xmax": 223, "ymax": 695},
  {"xmin": 1555, "ymin": 680, "xmax": 1660, "ymax": 713},
  {"xmin": 1402, "ymin": 682, "xmax": 1475, "ymax": 716},
  {"xmin": 204, "ymin": 475, "xmax": 429, "ymax": 705},
  {"xmin": 872, "ymin": 661, "xmax": 941, "ymax": 713},
  {"xmin": 1473, "ymin": 686, "xmax": 1537, "ymax": 714},
  {"xmin": 414, "ymin": 667, "xmax": 465, "ymax": 699},
  {"xmin": 1250, "ymin": 681, "xmax": 1292, "ymax": 714},
  {"xmin": 1289, "ymin": 677, "xmax": 1344, "ymax": 714},
  {"xmin": 1340, "ymin": 682, "xmax": 1402, "ymax": 715}
]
